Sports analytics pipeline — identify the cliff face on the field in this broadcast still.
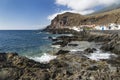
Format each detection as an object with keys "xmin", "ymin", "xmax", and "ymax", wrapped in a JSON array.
[
  {"xmin": 46, "ymin": 12, "xmax": 85, "ymax": 29},
  {"xmin": 46, "ymin": 9, "xmax": 120, "ymax": 30}
]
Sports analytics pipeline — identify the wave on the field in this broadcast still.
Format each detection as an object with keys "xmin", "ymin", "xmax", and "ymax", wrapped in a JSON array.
[
  {"xmin": 86, "ymin": 50, "xmax": 117, "ymax": 61},
  {"xmin": 36, "ymin": 32, "xmax": 42, "ymax": 34},
  {"xmin": 29, "ymin": 53, "xmax": 57, "ymax": 63},
  {"xmin": 51, "ymin": 45, "xmax": 61, "ymax": 48},
  {"xmin": 70, "ymin": 49, "xmax": 82, "ymax": 52}
]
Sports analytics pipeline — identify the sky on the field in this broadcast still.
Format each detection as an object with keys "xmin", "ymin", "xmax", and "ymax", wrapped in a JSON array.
[{"xmin": 0, "ymin": 0, "xmax": 120, "ymax": 30}]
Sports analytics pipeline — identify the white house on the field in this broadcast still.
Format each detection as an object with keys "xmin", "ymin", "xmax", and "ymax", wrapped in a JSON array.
[
  {"xmin": 96, "ymin": 23, "xmax": 120, "ymax": 30},
  {"xmin": 95, "ymin": 25, "xmax": 109, "ymax": 30},
  {"xmin": 109, "ymin": 23, "xmax": 119, "ymax": 30},
  {"xmin": 95, "ymin": 26, "xmax": 101, "ymax": 30},
  {"xmin": 69, "ymin": 26, "xmax": 82, "ymax": 32}
]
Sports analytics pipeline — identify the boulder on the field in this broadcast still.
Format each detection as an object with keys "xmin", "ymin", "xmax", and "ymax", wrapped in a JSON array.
[
  {"xmin": 56, "ymin": 50, "xmax": 70, "ymax": 55},
  {"xmin": 68, "ymin": 43, "xmax": 78, "ymax": 46},
  {"xmin": 84, "ymin": 48, "xmax": 97, "ymax": 53}
]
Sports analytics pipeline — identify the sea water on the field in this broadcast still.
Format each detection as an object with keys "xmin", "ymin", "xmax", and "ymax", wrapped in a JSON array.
[
  {"xmin": 0, "ymin": 30, "xmax": 117, "ymax": 62},
  {"xmin": 0, "ymin": 30, "xmax": 60, "ymax": 62}
]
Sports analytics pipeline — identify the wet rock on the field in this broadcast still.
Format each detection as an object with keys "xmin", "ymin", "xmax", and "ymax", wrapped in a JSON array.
[
  {"xmin": 113, "ymin": 42, "xmax": 120, "ymax": 54},
  {"xmin": 52, "ymin": 40, "xmax": 68, "ymax": 47},
  {"xmin": 52, "ymin": 38, "xmax": 58, "ymax": 41},
  {"xmin": 68, "ymin": 43, "xmax": 78, "ymax": 46},
  {"xmin": 84, "ymin": 48, "xmax": 97, "ymax": 53},
  {"xmin": 52, "ymin": 35, "xmax": 83, "ymax": 47},
  {"xmin": 56, "ymin": 50, "xmax": 70, "ymax": 55},
  {"xmin": 44, "ymin": 28, "xmax": 78, "ymax": 34},
  {"xmin": 48, "ymin": 36, "xmax": 53, "ymax": 40},
  {"xmin": 101, "ymin": 33, "xmax": 120, "ymax": 54}
]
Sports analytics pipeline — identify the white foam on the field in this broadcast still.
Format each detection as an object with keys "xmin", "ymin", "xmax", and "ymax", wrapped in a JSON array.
[
  {"xmin": 29, "ymin": 53, "xmax": 57, "ymax": 63},
  {"xmin": 52, "ymin": 37, "xmax": 56, "ymax": 39},
  {"xmin": 66, "ymin": 34, "xmax": 73, "ymax": 36},
  {"xmin": 51, "ymin": 45, "xmax": 61, "ymax": 48},
  {"xmin": 87, "ymin": 51, "xmax": 117, "ymax": 61},
  {"xmin": 72, "ymin": 27, "xmax": 80, "ymax": 32},
  {"xmin": 70, "ymin": 49, "xmax": 78, "ymax": 52},
  {"xmin": 36, "ymin": 32, "xmax": 42, "ymax": 34},
  {"xmin": 70, "ymin": 49, "xmax": 82, "ymax": 52}
]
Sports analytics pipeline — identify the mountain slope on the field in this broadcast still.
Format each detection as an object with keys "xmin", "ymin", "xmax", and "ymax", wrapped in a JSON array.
[{"xmin": 46, "ymin": 9, "xmax": 120, "ymax": 30}]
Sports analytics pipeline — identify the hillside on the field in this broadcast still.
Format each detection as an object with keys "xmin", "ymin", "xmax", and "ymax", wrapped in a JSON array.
[
  {"xmin": 45, "ymin": 9, "xmax": 120, "ymax": 30},
  {"xmin": 46, "ymin": 12, "xmax": 85, "ymax": 29}
]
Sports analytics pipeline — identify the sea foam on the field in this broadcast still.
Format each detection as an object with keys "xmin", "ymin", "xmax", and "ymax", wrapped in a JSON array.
[
  {"xmin": 51, "ymin": 45, "xmax": 61, "ymax": 48},
  {"xmin": 70, "ymin": 49, "xmax": 81, "ymax": 52},
  {"xmin": 87, "ymin": 50, "xmax": 117, "ymax": 61},
  {"xmin": 29, "ymin": 53, "xmax": 57, "ymax": 63}
]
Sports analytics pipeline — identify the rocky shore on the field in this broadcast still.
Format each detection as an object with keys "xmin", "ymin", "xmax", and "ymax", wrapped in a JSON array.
[
  {"xmin": 0, "ymin": 52, "xmax": 120, "ymax": 80},
  {"xmin": 0, "ymin": 30, "xmax": 120, "ymax": 80}
]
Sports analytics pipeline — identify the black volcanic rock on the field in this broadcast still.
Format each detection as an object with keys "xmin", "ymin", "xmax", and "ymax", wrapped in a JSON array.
[
  {"xmin": 0, "ymin": 53, "xmax": 50, "ymax": 80},
  {"xmin": 0, "ymin": 50, "xmax": 120, "ymax": 80},
  {"xmin": 56, "ymin": 50, "xmax": 70, "ymax": 55},
  {"xmin": 84, "ymin": 48, "xmax": 97, "ymax": 53}
]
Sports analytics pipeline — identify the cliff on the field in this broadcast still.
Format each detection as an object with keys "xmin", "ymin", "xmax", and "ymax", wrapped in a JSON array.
[
  {"xmin": 46, "ymin": 12, "xmax": 85, "ymax": 30},
  {"xmin": 45, "ymin": 9, "xmax": 120, "ymax": 30}
]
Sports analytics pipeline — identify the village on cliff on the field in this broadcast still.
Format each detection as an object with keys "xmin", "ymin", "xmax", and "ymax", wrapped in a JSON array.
[{"xmin": 69, "ymin": 23, "xmax": 120, "ymax": 32}]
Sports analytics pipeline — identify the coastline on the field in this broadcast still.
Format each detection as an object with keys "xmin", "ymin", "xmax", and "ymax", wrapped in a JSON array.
[{"xmin": 0, "ymin": 30, "xmax": 120, "ymax": 80}]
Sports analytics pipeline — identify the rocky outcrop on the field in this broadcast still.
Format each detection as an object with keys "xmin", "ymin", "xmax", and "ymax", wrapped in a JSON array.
[
  {"xmin": 52, "ymin": 30, "xmax": 120, "ymax": 55},
  {"xmin": 44, "ymin": 27, "xmax": 79, "ymax": 34},
  {"xmin": 45, "ymin": 9, "xmax": 120, "ymax": 31},
  {"xmin": 52, "ymin": 35, "xmax": 82, "ymax": 47},
  {"xmin": 50, "ymin": 52, "xmax": 120, "ymax": 80},
  {"xmin": 84, "ymin": 48, "xmax": 97, "ymax": 53},
  {"xmin": 101, "ymin": 33, "xmax": 120, "ymax": 54},
  {"xmin": 0, "ymin": 53, "xmax": 50, "ymax": 80},
  {"xmin": 0, "ymin": 52, "xmax": 120, "ymax": 80}
]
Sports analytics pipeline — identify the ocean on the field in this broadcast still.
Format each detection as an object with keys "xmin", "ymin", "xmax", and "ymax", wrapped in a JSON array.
[
  {"xmin": 0, "ymin": 30, "xmax": 61, "ymax": 62},
  {"xmin": 0, "ymin": 30, "xmax": 116, "ymax": 62}
]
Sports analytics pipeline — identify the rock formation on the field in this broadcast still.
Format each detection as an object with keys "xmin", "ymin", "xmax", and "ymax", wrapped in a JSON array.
[{"xmin": 0, "ymin": 52, "xmax": 120, "ymax": 80}]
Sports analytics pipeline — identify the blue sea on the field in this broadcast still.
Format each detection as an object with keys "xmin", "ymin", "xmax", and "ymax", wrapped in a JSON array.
[
  {"xmin": 0, "ymin": 30, "xmax": 59, "ymax": 57},
  {"xmin": 0, "ymin": 30, "xmax": 117, "ymax": 62}
]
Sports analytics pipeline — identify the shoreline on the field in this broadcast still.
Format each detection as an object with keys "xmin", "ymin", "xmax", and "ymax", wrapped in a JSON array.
[{"xmin": 0, "ymin": 30, "xmax": 120, "ymax": 80}]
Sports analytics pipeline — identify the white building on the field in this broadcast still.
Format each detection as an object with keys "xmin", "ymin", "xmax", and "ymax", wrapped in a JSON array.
[
  {"xmin": 69, "ymin": 26, "xmax": 83, "ymax": 32},
  {"xmin": 95, "ymin": 23, "xmax": 120, "ymax": 30},
  {"xmin": 95, "ymin": 25, "xmax": 109, "ymax": 30},
  {"xmin": 109, "ymin": 23, "xmax": 119, "ymax": 30}
]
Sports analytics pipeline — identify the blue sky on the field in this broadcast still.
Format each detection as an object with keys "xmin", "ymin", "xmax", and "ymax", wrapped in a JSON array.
[
  {"xmin": 0, "ymin": 0, "xmax": 120, "ymax": 30},
  {"xmin": 0, "ymin": 0, "xmax": 63, "ymax": 30}
]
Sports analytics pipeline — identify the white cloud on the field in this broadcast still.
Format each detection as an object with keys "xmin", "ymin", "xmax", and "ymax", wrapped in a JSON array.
[
  {"xmin": 48, "ymin": 10, "xmax": 95, "ymax": 20},
  {"xmin": 55, "ymin": 0, "xmax": 120, "ymax": 11},
  {"xmin": 47, "ymin": 10, "xmax": 74, "ymax": 20},
  {"xmin": 48, "ymin": 0, "xmax": 120, "ymax": 20}
]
